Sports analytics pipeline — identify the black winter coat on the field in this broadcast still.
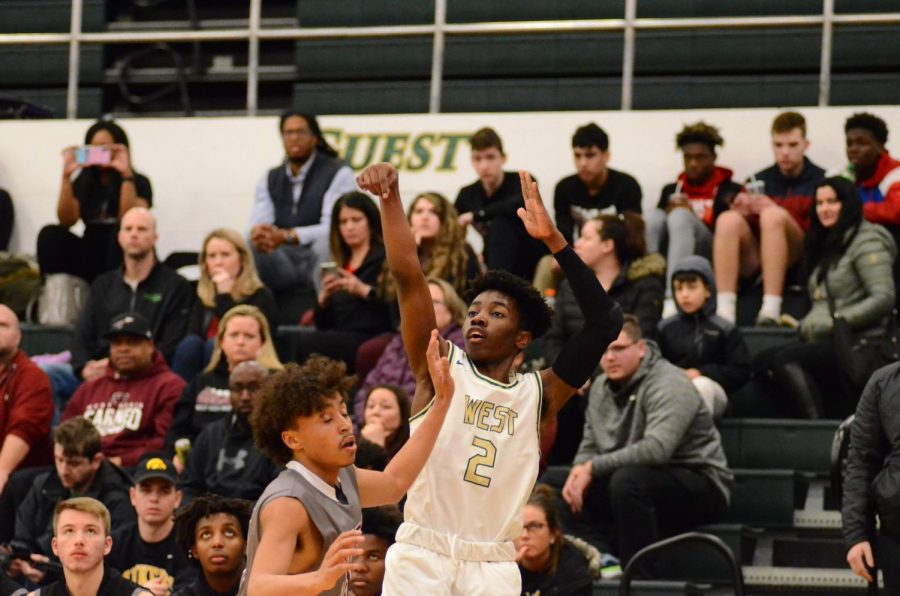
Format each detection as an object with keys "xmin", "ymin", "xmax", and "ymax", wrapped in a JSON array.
[
  {"xmin": 543, "ymin": 255, "xmax": 664, "ymax": 363},
  {"xmin": 15, "ymin": 461, "xmax": 135, "ymax": 555},
  {"xmin": 842, "ymin": 363, "xmax": 900, "ymax": 548}
]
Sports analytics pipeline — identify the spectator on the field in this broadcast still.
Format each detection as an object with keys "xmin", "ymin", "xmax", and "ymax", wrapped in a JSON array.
[
  {"xmin": 553, "ymin": 315, "xmax": 731, "ymax": 562},
  {"xmin": 841, "ymin": 112, "xmax": 900, "ymax": 227},
  {"xmin": 515, "ymin": 484, "xmax": 595, "ymax": 596},
  {"xmin": 353, "ymin": 277, "xmax": 466, "ymax": 422},
  {"xmin": 357, "ymin": 385, "xmax": 410, "ymax": 464},
  {"xmin": 713, "ymin": 111, "xmax": 826, "ymax": 324},
  {"xmin": 842, "ymin": 363, "xmax": 900, "ymax": 592},
  {"xmin": 657, "ymin": 256, "xmax": 751, "ymax": 419},
  {"xmin": 106, "ymin": 456, "xmax": 194, "ymax": 595},
  {"xmin": 37, "ymin": 119, "xmax": 152, "ymax": 283},
  {"xmin": 545, "ymin": 213, "xmax": 664, "ymax": 356},
  {"xmin": 295, "ymin": 192, "xmax": 392, "ymax": 372},
  {"xmin": 764, "ymin": 177, "xmax": 896, "ymax": 419},
  {"xmin": 647, "ymin": 122, "xmax": 742, "ymax": 317},
  {"xmin": 554, "ymin": 123, "xmax": 642, "ymax": 244},
  {"xmin": 167, "ymin": 305, "xmax": 282, "ymax": 455},
  {"xmin": 173, "ymin": 494, "xmax": 252, "ymax": 596},
  {"xmin": 455, "ymin": 127, "xmax": 546, "ymax": 280},
  {"xmin": 61, "ymin": 312, "xmax": 186, "ymax": 467},
  {"xmin": 16, "ymin": 418, "xmax": 133, "ymax": 567},
  {"xmin": 0, "ymin": 188, "xmax": 13, "ymax": 251},
  {"xmin": 180, "ymin": 361, "xmax": 280, "ymax": 504},
  {"xmin": 0, "ymin": 304, "xmax": 54, "ymax": 490},
  {"xmin": 349, "ymin": 506, "xmax": 402, "ymax": 596},
  {"xmin": 32, "ymin": 498, "xmax": 146, "ymax": 596},
  {"xmin": 406, "ymin": 192, "xmax": 481, "ymax": 296},
  {"xmin": 172, "ymin": 229, "xmax": 277, "ymax": 382},
  {"xmin": 543, "ymin": 213, "xmax": 664, "ymax": 465},
  {"xmin": 41, "ymin": 207, "xmax": 192, "ymax": 414},
  {"xmin": 248, "ymin": 111, "xmax": 358, "ymax": 298}
]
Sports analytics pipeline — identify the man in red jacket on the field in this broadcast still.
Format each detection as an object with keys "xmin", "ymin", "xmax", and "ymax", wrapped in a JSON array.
[
  {"xmin": 62, "ymin": 312, "xmax": 185, "ymax": 467},
  {"xmin": 0, "ymin": 303, "xmax": 54, "ymax": 494}
]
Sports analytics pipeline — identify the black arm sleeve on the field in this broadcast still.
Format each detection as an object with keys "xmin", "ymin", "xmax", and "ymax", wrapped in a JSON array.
[{"xmin": 550, "ymin": 245, "xmax": 624, "ymax": 389}]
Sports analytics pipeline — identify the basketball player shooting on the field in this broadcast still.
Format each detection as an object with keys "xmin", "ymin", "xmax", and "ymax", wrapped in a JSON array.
[{"xmin": 356, "ymin": 163, "xmax": 623, "ymax": 595}]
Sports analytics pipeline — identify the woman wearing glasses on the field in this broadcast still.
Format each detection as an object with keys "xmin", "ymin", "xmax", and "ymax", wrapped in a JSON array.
[{"xmin": 514, "ymin": 484, "xmax": 597, "ymax": 596}]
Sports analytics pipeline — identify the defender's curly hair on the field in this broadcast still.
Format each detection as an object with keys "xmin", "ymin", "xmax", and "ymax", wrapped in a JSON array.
[
  {"xmin": 676, "ymin": 122, "xmax": 724, "ymax": 152},
  {"xmin": 465, "ymin": 270, "xmax": 552, "ymax": 339},
  {"xmin": 251, "ymin": 358, "xmax": 356, "ymax": 465},
  {"xmin": 845, "ymin": 112, "xmax": 888, "ymax": 145},
  {"xmin": 174, "ymin": 493, "xmax": 252, "ymax": 564}
]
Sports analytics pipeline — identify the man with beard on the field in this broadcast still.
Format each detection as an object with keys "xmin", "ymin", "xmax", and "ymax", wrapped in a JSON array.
[
  {"xmin": 248, "ymin": 111, "xmax": 357, "ymax": 297},
  {"xmin": 107, "ymin": 456, "xmax": 195, "ymax": 595},
  {"xmin": 41, "ymin": 207, "xmax": 192, "ymax": 411},
  {"xmin": 180, "ymin": 361, "xmax": 280, "ymax": 504},
  {"xmin": 61, "ymin": 312, "xmax": 185, "ymax": 467},
  {"xmin": 14, "ymin": 418, "xmax": 133, "ymax": 584}
]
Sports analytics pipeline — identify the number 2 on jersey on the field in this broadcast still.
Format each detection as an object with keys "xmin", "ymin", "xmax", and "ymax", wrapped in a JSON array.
[{"xmin": 464, "ymin": 436, "xmax": 497, "ymax": 487}]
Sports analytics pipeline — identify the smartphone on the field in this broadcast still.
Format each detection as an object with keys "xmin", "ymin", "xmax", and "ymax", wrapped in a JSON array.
[
  {"xmin": 746, "ymin": 178, "xmax": 765, "ymax": 196},
  {"xmin": 320, "ymin": 261, "xmax": 338, "ymax": 277},
  {"xmin": 75, "ymin": 145, "xmax": 112, "ymax": 167}
]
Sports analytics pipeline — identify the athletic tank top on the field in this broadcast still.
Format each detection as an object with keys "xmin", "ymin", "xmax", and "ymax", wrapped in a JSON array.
[
  {"xmin": 238, "ymin": 465, "xmax": 361, "ymax": 596},
  {"xmin": 403, "ymin": 343, "xmax": 542, "ymax": 544}
]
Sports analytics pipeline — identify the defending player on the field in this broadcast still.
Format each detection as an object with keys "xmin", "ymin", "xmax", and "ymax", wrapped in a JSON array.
[
  {"xmin": 238, "ymin": 332, "xmax": 453, "ymax": 596},
  {"xmin": 356, "ymin": 163, "xmax": 623, "ymax": 594}
]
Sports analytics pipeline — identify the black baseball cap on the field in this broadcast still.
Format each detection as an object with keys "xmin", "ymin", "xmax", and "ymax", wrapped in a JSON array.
[
  {"xmin": 133, "ymin": 455, "xmax": 177, "ymax": 485},
  {"xmin": 104, "ymin": 312, "xmax": 153, "ymax": 341}
]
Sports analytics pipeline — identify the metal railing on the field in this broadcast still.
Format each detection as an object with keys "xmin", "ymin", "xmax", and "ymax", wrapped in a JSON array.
[{"xmin": 0, "ymin": 0, "xmax": 899, "ymax": 118}]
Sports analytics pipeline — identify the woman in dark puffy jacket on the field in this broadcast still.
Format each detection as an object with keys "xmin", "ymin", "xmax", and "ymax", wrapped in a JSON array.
[
  {"xmin": 542, "ymin": 213, "xmax": 664, "ymax": 464},
  {"xmin": 768, "ymin": 177, "xmax": 896, "ymax": 418}
]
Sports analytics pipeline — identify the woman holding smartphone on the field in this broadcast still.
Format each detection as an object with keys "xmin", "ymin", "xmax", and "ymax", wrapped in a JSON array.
[
  {"xmin": 37, "ymin": 119, "xmax": 152, "ymax": 282},
  {"xmin": 293, "ymin": 191, "xmax": 391, "ymax": 372}
]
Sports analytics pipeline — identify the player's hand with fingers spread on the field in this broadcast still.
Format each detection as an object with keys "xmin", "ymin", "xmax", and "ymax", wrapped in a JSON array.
[
  {"xmin": 314, "ymin": 529, "xmax": 365, "ymax": 592},
  {"xmin": 847, "ymin": 540, "xmax": 874, "ymax": 583},
  {"xmin": 517, "ymin": 171, "xmax": 566, "ymax": 253},
  {"xmin": 425, "ymin": 329, "xmax": 453, "ymax": 411},
  {"xmin": 356, "ymin": 163, "xmax": 400, "ymax": 201}
]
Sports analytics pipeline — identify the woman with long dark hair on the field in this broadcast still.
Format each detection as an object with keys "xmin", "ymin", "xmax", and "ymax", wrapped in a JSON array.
[
  {"xmin": 768, "ymin": 176, "xmax": 896, "ymax": 418},
  {"xmin": 293, "ymin": 191, "xmax": 391, "ymax": 372},
  {"xmin": 38, "ymin": 119, "xmax": 152, "ymax": 282}
]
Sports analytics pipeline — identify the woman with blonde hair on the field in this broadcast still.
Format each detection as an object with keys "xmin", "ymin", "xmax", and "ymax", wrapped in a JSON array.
[
  {"xmin": 167, "ymin": 305, "xmax": 283, "ymax": 462},
  {"xmin": 172, "ymin": 228, "xmax": 277, "ymax": 381}
]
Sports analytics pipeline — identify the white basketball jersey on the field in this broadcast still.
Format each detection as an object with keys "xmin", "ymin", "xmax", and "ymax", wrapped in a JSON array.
[{"xmin": 404, "ymin": 343, "xmax": 542, "ymax": 544}]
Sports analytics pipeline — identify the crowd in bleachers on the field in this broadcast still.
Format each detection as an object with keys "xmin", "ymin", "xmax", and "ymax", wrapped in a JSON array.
[{"xmin": 1, "ymin": 107, "xmax": 900, "ymax": 594}]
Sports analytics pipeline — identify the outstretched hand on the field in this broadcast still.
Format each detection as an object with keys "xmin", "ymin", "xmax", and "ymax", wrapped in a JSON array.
[
  {"xmin": 356, "ymin": 163, "xmax": 400, "ymax": 202},
  {"xmin": 425, "ymin": 329, "xmax": 453, "ymax": 409},
  {"xmin": 517, "ymin": 171, "xmax": 566, "ymax": 253}
]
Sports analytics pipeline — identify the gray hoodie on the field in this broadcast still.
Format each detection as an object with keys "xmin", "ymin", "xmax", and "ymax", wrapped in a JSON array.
[{"xmin": 574, "ymin": 340, "xmax": 732, "ymax": 503}]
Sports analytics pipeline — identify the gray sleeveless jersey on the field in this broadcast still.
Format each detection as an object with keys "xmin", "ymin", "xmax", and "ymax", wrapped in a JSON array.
[{"xmin": 237, "ymin": 465, "xmax": 362, "ymax": 596}]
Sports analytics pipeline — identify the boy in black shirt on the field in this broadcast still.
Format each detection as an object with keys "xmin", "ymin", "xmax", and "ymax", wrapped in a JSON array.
[
  {"xmin": 107, "ymin": 456, "xmax": 195, "ymax": 594},
  {"xmin": 554, "ymin": 123, "xmax": 642, "ymax": 244}
]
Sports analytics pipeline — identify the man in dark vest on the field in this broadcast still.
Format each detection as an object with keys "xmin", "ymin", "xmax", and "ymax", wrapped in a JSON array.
[{"xmin": 248, "ymin": 111, "xmax": 358, "ymax": 296}]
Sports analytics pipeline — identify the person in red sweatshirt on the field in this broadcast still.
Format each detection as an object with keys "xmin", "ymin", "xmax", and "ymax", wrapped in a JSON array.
[
  {"xmin": 62, "ymin": 312, "xmax": 185, "ymax": 467},
  {"xmin": 841, "ymin": 112, "xmax": 900, "ymax": 227},
  {"xmin": 647, "ymin": 121, "xmax": 743, "ymax": 317},
  {"xmin": 0, "ymin": 304, "xmax": 54, "ymax": 494}
]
